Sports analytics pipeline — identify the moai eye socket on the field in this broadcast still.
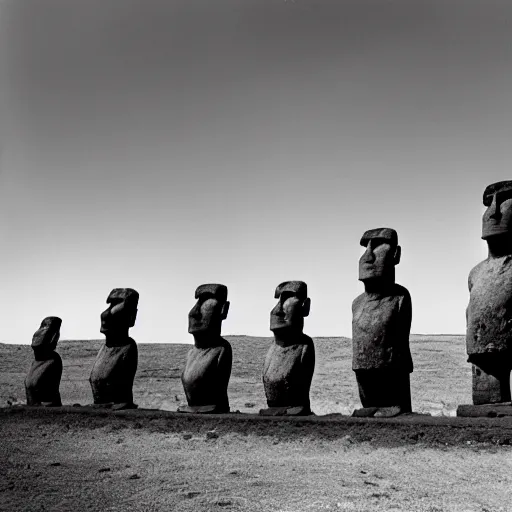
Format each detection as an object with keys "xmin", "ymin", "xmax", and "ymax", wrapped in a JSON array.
[
  {"xmin": 280, "ymin": 292, "xmax": 295, "ymax": 304},
  {"xmin": 482, "ymin": 181, "xmax": 512, "ymax": 208}
]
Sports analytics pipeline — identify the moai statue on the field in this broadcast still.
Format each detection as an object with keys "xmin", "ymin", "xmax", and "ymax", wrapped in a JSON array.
[
  {"xmin": 89, "ymin": 288, "xmax": 139, "ymax": 410},
  {"xmin": 25, "ymin": 317, "xmax": 63, "ymax": 406},
  {"xmin": 178, "ymin": 284, "xmax": 232, "ymax": 414},
  {"xmin": 352, "ymin": 228, "xmax": 413, "ymax": 418},
  {"xmin": 466, "ymin": 181, "xmax": 512, "ymax": 405},
  {"xmin": 260, "ymin": 281, "xmax": 315, "ymax": 416}
]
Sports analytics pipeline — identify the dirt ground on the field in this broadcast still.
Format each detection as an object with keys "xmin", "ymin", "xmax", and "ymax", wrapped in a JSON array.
[
  {"xmin": 3, "ymin": 336, "xmax": 505, "ymax": 511},
  {"xmin": 2, "ymin": 408, "xmax": 512, "ymax": 512}
]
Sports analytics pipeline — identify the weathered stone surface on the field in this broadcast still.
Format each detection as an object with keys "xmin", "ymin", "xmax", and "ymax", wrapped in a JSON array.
[
  {"xmin": 352, "ymin": 286, "xmax": 413, "ymax": 371},
  {"xmin": 467, "ymin": 258, "xmax": 512, "ymax": 356},
  {"xmin": 470, "ymin": 358, "xmax": 511, "ymax": 405},
  {"xmin": 89, "ymin": 341, "xmax": 138, "ymax": 406},
  {"xmin": 352, "ymin": 228, "xmax": 413, "ymax": 414},
  {"xmin": 258, "ymin": 406, "xmax": 311, "ymax": 416},
  {"xmin": 351, "ymin": 407, "xmax": 379, "ymax": 418},
  {"xmin": 25, "ymin": 317, "xmax": 63, "ymax": 406},
  {"xmin": 179, "ymin": 284, "xmax": 231, "ymax": 414},
  {"xmin": 177, "ymin": 404, "xmax": 219, "ymax": 414},
  {"xmin": 481, "ymin": 180, "xmax": 512, "ymax": 239},
  {"xmin": 261, "ymin": 281, "xmax": 315, "ymax": 416},
  {"xmin": 258, "ymin": 406, "xmax": 290, "ymax": 416},
  {"xmin": 180, "ymin": 343, "xmax": 232, "ymax": 414},
  {"xmin": 89, "ymin": 288, "xmax": 139, "ymax": 408},
  {"xmin": 351, "ymin": 406, "xmax": 402, "ymax": 418},
  {"xmin": 466, "ymin": 181, "xmax": 512, "ymax": 405},
  {"xmin": 373, "ymin": 406, "xmax": 403, "ymax": 418},
  {"xmin": 457, "ymin": 403, "xmax": 512, "ymax": 418},
  {"xmin": 354, "ymin": 369, "xmax": 411, "ymax": 410}
]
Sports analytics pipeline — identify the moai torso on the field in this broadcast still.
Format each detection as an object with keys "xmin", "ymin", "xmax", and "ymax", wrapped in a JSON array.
[
  {"xmin": 25, "ymin": 316, "xmax": 63, "ymax": 406},
  {"xmin": 466, "ymin": 256, "xmax": 512, "ymax": 359},
  {"xmin": 181, "ymin": 340, "xmax": 232, "ymax": 411},
  {"xmin": 262, "ymin": 335, "xmax": 315, "ymax": 407},
  {"xmin": 25, "ymin": 353, "xmax": 63, "ymax": 406},
  {"xmin": 89, "ymin": 339, "xmax": 138, "ymax": 405},
  {"xmin": 352, "ymin": 285, "xmax": 413, "ymax": 372}
]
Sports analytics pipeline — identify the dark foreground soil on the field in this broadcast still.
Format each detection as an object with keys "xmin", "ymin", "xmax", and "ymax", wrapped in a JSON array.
[{"xmin": 1, "ymin": 407, "xmax": 512, "ymax": 512}]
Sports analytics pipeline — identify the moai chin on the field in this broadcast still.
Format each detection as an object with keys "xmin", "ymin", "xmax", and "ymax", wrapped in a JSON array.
[
  {"xmin": 260, "ymin": 281, "xmax": 315, "ymax": 416},
  {"xmin": 89, "ymin": 288, "xmax": 139, "ymax": 410},
  {"xmin": 351, "ymin": 228, "xmax": 413, "ymax": 418},
  {"xmin": 178, "ymin": 284, "xmax": 232, "ymax": 414},
  {"xmin": 25, "ymin": 317, "xmax": 63, "ymax": 407},
  {"xmin": 466, "ymin": 181, "xmax": 512, "ymax": 405}
]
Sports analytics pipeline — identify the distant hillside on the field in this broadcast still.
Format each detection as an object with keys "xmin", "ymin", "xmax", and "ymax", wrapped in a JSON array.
[{"xmin": 0, "ymin": 335, "xmax": 469, "ymax": 416}]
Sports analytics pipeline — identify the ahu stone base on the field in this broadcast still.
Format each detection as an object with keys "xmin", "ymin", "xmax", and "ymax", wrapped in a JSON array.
[{"xmin": 457, "ymin": 403, "xmax": 512, "ymax": 418}]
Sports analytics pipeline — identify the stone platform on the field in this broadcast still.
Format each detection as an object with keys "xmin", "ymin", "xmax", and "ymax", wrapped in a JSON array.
[
  {"xmin": 3, "ymin": 405, "xmax": 512, "ymax": 447},
  {"xmin": 457, "ymin": 403, "xmax": 512, "ymax": 418}
]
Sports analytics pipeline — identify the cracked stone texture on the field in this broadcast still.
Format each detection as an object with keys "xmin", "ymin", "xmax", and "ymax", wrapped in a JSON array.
[
  {"xmin": 352, "ymin": 285, "xmax": 413, "ymax": 372},
  {"xmin": 180, "ymin": 341, "xmax": 232, "ymax": 413},
  {"xmin": 466, "ymin": 256, "xmax": 512, "ymax": 357},
  {"xmin": 89, "ymin": 339, "xmax": 138, "ymax": 405},
  {"xmin": 25, "ymin": 317, "xmax": 63, "ymax": 406},
  {"xmin": 262, "ymin": 334, "xmax": 315, "ymax": 411}
]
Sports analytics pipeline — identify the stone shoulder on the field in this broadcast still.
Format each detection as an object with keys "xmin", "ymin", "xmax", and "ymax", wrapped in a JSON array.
[
  {"xmin": 301, "ymin": 334, "xmax": 314, "ymax": 346},
  {"xmin": 393, "ymin": 283, "xmax": 411, "ymax": 299},
  {"xmin": 468, "ymin": 260, "xmax": 486, "ymax": 289},
  {"xmin": 352, "ymin": 293, "xmax": 366, "ymax": 310},
  {"xmin": 352, "ymin": 284, "xmax": 410, "ymax": 307}
]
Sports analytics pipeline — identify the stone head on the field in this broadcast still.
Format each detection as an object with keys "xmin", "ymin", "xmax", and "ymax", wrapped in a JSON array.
[
  {"xmin": 100, "ymin": 288, "xmax": 139, "ymax": 336},
  {"xmin": 359, "ymin": 228, "xmax": 401, "ymax": 283},
  {"xmin": 32, "ymin": 317, "xmax": 62, "ymax": 354},
  {"xmin": 270, "ymin": 281, "xmax": 310, "ymax": 335},
  {"xmin": 188, "ymin": 284, "xmax": 230, "ymax": 338},
  {"xmin": 482, "ymin": 181, "xmax": 512, "ymax": 240}
]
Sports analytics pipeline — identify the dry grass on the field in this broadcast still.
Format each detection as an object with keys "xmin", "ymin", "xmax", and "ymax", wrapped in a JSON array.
[
  {"xmin": 2, "ymin": 336, "xmax": 510, "ymax": 512},
  {"xmin": 1, "ymin": 410, "xmax": 512, "ymax": 512},
  {"xmin": 0, "ymin": 335, "xmax": 470, "ymax": 415}
]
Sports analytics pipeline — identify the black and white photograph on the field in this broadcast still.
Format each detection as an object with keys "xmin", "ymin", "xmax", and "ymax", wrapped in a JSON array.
[{"xmin": 1, "ymin": 1, "xmax": 512, "ymax": 510}]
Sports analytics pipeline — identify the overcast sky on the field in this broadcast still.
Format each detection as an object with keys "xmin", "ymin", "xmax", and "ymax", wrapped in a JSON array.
[{"xmin": 0, "ymin": 0, "xmax": 510, "ymax": 343}]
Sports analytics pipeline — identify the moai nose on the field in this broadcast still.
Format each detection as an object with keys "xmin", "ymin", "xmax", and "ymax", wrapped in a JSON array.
[{"xmin": 489, "ymin": 194, "xmax": 502, "ymax": 220}]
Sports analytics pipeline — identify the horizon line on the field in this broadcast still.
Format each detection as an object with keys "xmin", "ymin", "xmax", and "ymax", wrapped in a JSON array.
[{"xmin": 0, "ymin": 333, "xmax": 466, "ymax": 345}]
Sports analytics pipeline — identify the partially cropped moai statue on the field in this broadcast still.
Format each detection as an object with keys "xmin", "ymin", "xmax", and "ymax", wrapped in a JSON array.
[
  {"xmin": 260, "ymin": 281, "xmax": 315, "ymax": 416},
  {"xmin": 466, "ymin": 181, "xmax": 512, "ymax": 405},
  {"xmin": 352, "ymin": 228, "xmax": 413, "ymax": 418},
  {"xmin": 89, "ymin": 288, "xmax": 139, "ymax": 410},
  {"xmin": 25, "ymin": 317, "xmax": 63, "ymax": 407},
  {"xmin": 178, "ymin": 284, "xmax": 232, "ymax": 414}
]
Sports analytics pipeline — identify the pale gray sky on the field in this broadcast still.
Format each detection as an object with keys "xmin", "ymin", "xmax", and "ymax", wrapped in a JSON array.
[{"xmin": 0, "ymin": 0, "xmax": 509, "ymax": 343}]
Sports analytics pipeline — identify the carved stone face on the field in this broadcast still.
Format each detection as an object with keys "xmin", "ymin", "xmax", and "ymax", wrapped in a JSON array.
[
  {"xmin": 188, "ymin": 284, "xmax": 229, "ymax": 336},
  {"xmin": 32, "ymin": 317, "xmax": 62, "ymax": 352},
  {"xmin": 358, "ymin": 228, "xmax": 400, "ymax": 282},
  {"xmin": 100, "ymin": 288, "xmax": 139, "ymax": 336},
  {"xmin": 482, "ymin": 181, "xmax": 512, "ymax": 240},
  {"xmin": 270, "ymin": 281, "xmax": 310, "ymax": 334}
]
